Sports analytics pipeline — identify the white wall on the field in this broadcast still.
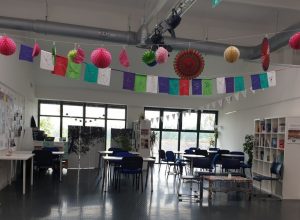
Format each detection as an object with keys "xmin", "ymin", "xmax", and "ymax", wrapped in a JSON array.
[{"xmin": 0, "ymin": 49, "xmax": 37, "ymax": 190}]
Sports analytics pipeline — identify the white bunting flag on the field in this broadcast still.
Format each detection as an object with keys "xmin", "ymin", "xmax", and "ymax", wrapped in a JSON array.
[
  {"xmin": 250, "ymin": 87, "xmax": 256, "ymax": 94},
  {"xmin": 234, "ymin": 93, "xmax": 240, "ymax": 101},
  {"xmin": 172, "ymin": 114, "xmax": 176, "ymax": 119},
  {"xmin": 218, "ymin": 99, "xmax": 223, "ymax": 108},
  {"xmin": 40, "ymin": 50, "xmax": 54, "ymax": 71},
  {"xmin": 267, "ymin": 71, "xmax": 276, "ymax": 87},
  {"xmin": 166, "ymin": 115, "xmax": 170, "ymax": 120},
  {"xmin": 211, "ymin": 101, "xmax": 216, "ymax": 109},
  {"xmin": 188, "ymin": 109, "xmax": 192, "ymax": 115},
  {"xmin": 146, "ymin": 75, "xmax": 158, "ymax": 93},
  {"xmin": 156, "ymin": 117, "xmax": 159, "ymax": 123},
  {"xmin": 216, "ymin": 77, "xmax": 226, "ymax": 94},
  {"xmin": 98, "ymin": 68, "xmax": 111, "ymax": 86},
  {"xmin": 241, "ymin": 90, "xmax": 247, "ymax": 98},
  {"xmin": 160, "ymin": 116, "xmax": 164, "ymax": 122},
  {"xmin": 225, "ymin": 96, "xmax": 232, "ymax": 104}
]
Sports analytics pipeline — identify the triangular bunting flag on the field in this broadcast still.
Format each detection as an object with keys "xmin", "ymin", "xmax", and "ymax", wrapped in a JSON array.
[
  {"xmin": 169, "ymin": 78, "xmax": 179, "ymax": 95},
  {"xmin": 134, "ymin": 74, "xmax": 147, "ymax": 92},
  {"xmin": 211, "ymin": 101, "xmax": 216, "ymax": 109},
  {"xmin": 241, "ymin": 90, "xmax": 247, "ymax": 98},
  {"xmin": 218, "ymin": 99, "xmax": 223, "ymax": 107},
  {"xmin": 216, "ymin": 77, "xmax": 226, "ymax": 94},
  {"xmin": 40, "ymin": 50, "xmax": 54, "ymax": 71},
  {"xmin": 146, "ymin": 75, "xmax": 158, "ymax": 93},
  {"xmin": 225, "ymin": 96, "xmax": 232, "ymax": 104},
  {"xmin": 234, "ymin": 93, "xmax": 240, "ymax": 101},
  {"xmin": 98, "ymin": 68, "xmax": 111, "ymax": 86}
]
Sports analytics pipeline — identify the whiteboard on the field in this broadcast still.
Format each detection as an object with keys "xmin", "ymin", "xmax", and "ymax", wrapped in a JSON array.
[{"xmin": 0, "ymin": 81, "xmax": 25, "ymax": 150}]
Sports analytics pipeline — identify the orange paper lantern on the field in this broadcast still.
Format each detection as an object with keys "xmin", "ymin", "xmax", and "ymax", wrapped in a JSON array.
[{"xmin": 224, "ymin": 46, "xmax": 240, "ymax": 63}]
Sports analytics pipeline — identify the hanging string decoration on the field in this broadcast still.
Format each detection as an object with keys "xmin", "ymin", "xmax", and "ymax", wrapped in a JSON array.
[
  {"xmin": 173, "ymin": 49, "xmax": 205, "ymax": 79},
  {"xmin": 32, "ymin": 42, "xmax": 41, "ymax": 57},
  {"xmin": 155, "ymin": 47, "xmax": 169, "ymax": 64},
  {"xmin": 119, "ymin": 48, "xmax": 130, "ymax": 67},
  {"xmin": 68, "ymin": 47, "xmax": 85, "ymax": 64},
  {"xmin": 261, "ymin": 37, "xmax": 270, "ymax": 71},
  {"xmin": 0, "ymin": 35, "xmax": 16, "ymax": 56},
  {"xmin": 289, "ymin": 32, "xmax": 300, "ymax": 50},
  {"xmin": 142, "ymin": 50, "xmax": 157, "ymax": 67},
  {"xmin": 91, "ymin": 48, "xmax": 112, "ymax": 68},
  {"xmin": 224, "ymin": 46, "xmax": 240, "ymax": 63}
]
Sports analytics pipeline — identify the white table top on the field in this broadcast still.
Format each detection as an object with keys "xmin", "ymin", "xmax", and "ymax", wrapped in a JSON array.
[
  {"xmin": 173, "ymin": 151, "xmax": 185, "ymax": 154},
  {"xmin": 103, "ymin": 155, "xmax": 155, "ymax": 162},
  {"xmin": 0, "ymin": 152, "xmax": 34, "ymax": 160},
  {"xmin": 183, "ymin": 154, "xmax": 205, "ymax": 158},
  {"xmin": 52, "ymin": 151, "xmax": 65, "ymax": 155},
  {"xmin": 98, "ymin": 151, "xmax": 140, "ymax": 155},
  {"xmin": 222, "ymin": 154, "xmax": 244, "ymax": 157}
]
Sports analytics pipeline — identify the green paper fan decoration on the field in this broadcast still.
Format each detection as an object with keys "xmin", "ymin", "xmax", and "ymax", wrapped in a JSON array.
[{"xmin": 142, "ymin": 50, "xmax": 156, "ymax": 66}]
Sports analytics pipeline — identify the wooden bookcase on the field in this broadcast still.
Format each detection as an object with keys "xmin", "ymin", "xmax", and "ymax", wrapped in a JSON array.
[{"xmin": 253, "ymin": 117, "xmax": 300, "ymax": 199}]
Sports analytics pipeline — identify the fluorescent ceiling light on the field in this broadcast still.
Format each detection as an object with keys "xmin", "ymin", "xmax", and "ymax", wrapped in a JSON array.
[{"xmin": 225, "ymin": 111, "xmax": 237, "ymax": 115}]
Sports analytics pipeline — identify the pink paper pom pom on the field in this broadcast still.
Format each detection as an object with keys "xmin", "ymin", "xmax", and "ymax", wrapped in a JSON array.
[
  {"xmin": 0, "ymin": 36, "xmax": 16, "ymax": 56},
  {"xmin": 289, "ymin": 32, "xmax": 300, "ymax": 50},
  {"xmin": 155, "ymin": 47, "xmax": 168, "ymax": 64},
  {"xmin": 74, "ymin": 47, "xmax": 85, "ymax": 64},
  {"xmin": 32, "ymin": 42, "xmax": 41, "ymax": 57},
  {"xmin": 91, "ymin": 48, "xmax": 112, "ymax": 68},
  {"xmin": 119, "ymin": 48, "xmax": 130, "ymax": 67}
]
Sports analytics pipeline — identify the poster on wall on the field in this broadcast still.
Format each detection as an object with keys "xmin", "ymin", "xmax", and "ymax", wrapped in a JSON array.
[
  {"xmin": 0, "ymin": 81, "xmax": 25, "ymax": 150},
  {"xmin": 287, "ymin": 123, "xmax": 300, "ymax": 144}
]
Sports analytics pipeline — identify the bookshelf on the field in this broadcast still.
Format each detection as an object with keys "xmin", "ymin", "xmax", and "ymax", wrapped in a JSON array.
[{"xmin": 253, "ymin": 117, "xmax": 300, "ymax": 199}]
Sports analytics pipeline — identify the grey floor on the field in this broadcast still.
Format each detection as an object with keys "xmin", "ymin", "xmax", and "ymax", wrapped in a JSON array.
[{"xmin": 0, "ymin": 165, "xmax": 300, "ymax": 220}]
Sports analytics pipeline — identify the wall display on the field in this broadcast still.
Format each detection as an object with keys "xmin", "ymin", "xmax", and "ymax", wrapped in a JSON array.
[
  {"xmin": 287, "ymin": 123, "xmax": 300, "ymax": 143},
  {"xmin": 0, "ymin": 81, "xmax": 25, "ymax": 150}
]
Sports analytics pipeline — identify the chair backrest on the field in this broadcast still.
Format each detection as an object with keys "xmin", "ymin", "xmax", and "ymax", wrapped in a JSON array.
[
  {"xmin": 158, "ymin": 150, "xmax": 166, "ymax": 160},
  {"xmin": 209, "ymin": 147, "xmax": 220, "ymax": 152},
  {"xmin": 270, "ymin": 162, "xmax": 283, "ymax": 176},
  {"xmin": 221, "ymin": 158, "xmax": 241, "ymax": 170},
  {"xmin": 165, "ymin": 151, "xmax": 176, "ymax": 162},
  {"xmin": 114, "ymin": 151, "xmax": 133, "ymax": 157},
  {"xmin": 193, "ymin": 157, "xmax": 211, "ymax": 169},
  {"xmin": 43, "ymin": 147, "xmax": 59, "ymax": 152},
  {"xmin": 195, "ymin": 149, "xmax": 208, "ymax": 157},
  {"xmin": 219, "ymin": 149, "xmax": 230, "ymax": 154},
  {"xmin": 229, "ymin": 151, "xmax": 245, "ymax": 162},
  {"xmin": 121, "ymin": 156, "xmax": 143, "ymax": 170},
  {"xmin": 184, "ymin": 149, "xmax": 194, "ymax": 154},
  {"xmin": 32, "ymin": 149, "xmax": 53, "ymax": 167}
]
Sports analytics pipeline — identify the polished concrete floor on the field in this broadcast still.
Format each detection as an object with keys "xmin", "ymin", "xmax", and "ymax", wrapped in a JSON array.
[{"xmin": 0, "ymin": 165, "xmax": 300, "ymax": 220}]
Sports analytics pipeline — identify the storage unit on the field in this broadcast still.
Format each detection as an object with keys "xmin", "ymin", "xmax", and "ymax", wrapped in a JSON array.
[
  {"xmin": 132, "ymin": 119, "xmax": 151, "ymax": 159},
  {"xmin": 253, "ymin": 117, "xmax": 300, "ymax": 199}
]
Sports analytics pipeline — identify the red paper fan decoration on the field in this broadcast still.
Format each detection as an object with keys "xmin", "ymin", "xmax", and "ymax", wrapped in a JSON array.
[
  {"xmin": 261, "ymin": 37, "xmax": 270, "ymax": 71},
  {"xmin": 0, "ymin": 35, "xmax": 16, "ymax": 56},
  {"xmin": 173, "ymin": 49, "xmax": 205, "ymax": 79}
]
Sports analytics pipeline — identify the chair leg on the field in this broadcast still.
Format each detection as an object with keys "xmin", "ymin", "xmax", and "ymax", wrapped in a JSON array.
[{"xmin": 141, "ymin": 173, "xmax": 143, "ymax": 192}]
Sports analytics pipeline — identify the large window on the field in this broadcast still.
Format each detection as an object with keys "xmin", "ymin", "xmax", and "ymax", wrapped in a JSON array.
[
  {"xmin": 38, "ymin": 100, "xmax": 126, "ymax": 148},
  {"xmin": 145, "ymin": 107, "xmax": 218, "ymax": 161}
]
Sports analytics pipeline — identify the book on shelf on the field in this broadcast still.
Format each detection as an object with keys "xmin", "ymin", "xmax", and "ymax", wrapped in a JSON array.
[
  {"xmin": 260, "ymin": 151, "xmax": 264, "ymax": 160},
  {"xmin": 271, "ymin": 138, "xmax": 277, "ymax": 148},
  {"xmin": 279, "ymin": 139, "xmax": 284, "ymax": 149},
  {"xmin": 267, "ymin": 123, "xmax": 271, "ymax": 132}
]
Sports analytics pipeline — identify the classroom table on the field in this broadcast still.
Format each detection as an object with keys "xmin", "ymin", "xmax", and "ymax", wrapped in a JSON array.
[
  {"xmin": 0, "ymin": 151, "xmax": 34, "ymax": 195},
  {"xmin": 183, "ymin": 154, "xmax": 205, "ymax": 175},
  {"xmin": 52, "ymin": 151, "xmax": 64, "ymax": 182},
  {"xmin": 101, "ymin": 155, "xmax": 155, "ymax": 192},
  {"xmin": 221, "ymin": 154, "xmax": 245, "ymax": 158}
]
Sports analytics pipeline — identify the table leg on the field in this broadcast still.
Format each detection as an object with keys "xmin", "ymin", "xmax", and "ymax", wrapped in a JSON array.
[
  {"xmin": 200, "ymin": 176, "xmax": 203, "ymax": 200},
  {"xmin": 23, "ymin": 160, "xmax": 26, "ymax": 195},
  {"xmin": 145, "ymin": 162, "xmax": 150, "ymax": 189},
  {"xmin": 9, "ymin": 160, "xmax": 13, "ymax": 185},
  {"xmin": 59, "ymin": 156, "xmax": 62, "ymax": 182},
  {"xmin": 102, "ymin": 160, "xmax": 107, "ymax": 192},
  {"xmin": 208, "ymin": 180, "xmax": 212, "ymax": 200},
  {"xmin": 150, "ymin": 162, "xmax": 153, "ymax": 192},
  {"xmin": 190, "ymin": 158, "xmax": 194, "ymax": 175},
  {"xmin": 31, "ymin": 157, "xmax": 33, "ymax": 186}
]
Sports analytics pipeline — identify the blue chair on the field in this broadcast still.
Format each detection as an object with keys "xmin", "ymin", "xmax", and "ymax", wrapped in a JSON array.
[
  {"xmin": 230, "ymin": 151, "xmax": 251, "ymax": 177},
  {"xmin": 195, "ymin": 149, "xmax": 208, "ymax": 157},
  {"xmin": 166, "ymin": 151, "xmax": 185, "ymax": 175},
  {"xmin": 117, "ymin": 156, "xmax": 144, "ymax": 192},
  {"xmin": 253, "ymin": 162, "xmax": 282, "ymax": 196},
  {"xmin": 221, "ymin": 158, "xmax": 241, "ymax": 175},
  {"xmin": 158, "ymin": 150, "xmax": 167, "ymax": 172}
]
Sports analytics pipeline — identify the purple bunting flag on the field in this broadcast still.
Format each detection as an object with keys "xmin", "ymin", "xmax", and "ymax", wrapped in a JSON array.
[
  {"xmin": 251, "ymin": 74, "xmax": 261, "ymax": 90},
  {"xmin": 19, "ymin": 44, "xmax": 33, "ymax": 62},
  {"xmin": 158, "ymin": 77, "xmax": 169, "ymax": 93},
  {"xmin": 123, "ymin": 72, "xmax": 135, "ymax": 90},
  {"xmin": 225, "ymin": 77, "xmax": 234, "ymax": 93},
  {"xmin": 192, "ymin": 79, "xmax": 202, "ymax": 95}
]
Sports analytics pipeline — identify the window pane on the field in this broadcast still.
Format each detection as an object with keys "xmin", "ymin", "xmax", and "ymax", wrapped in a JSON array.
[
  {"xmin": 107, "ymin": 108, "xmax": 126, "ymax": 119},
  {"xmin": 39, "ymin": 116, "xmax": 60, "ymax": 138},
  {"xmin": 62, "ymin": 117, "xmax": 83, "ymax": 138},
  {"xmin": 85, "ymin": 119, "xmax": 105, "ymax": 127},
  {"xmin": 151, "ymin": 131, "xmax": 160, "ymax": 162},
  {"xmin": 163, "ymin": 111, "xmax": 179, "ymax": 129},
  {"xmin": 63, "ymin": 105, "xmax": 83, "ymax": 117},
  {"xmin": 40, "ymin": 103, "xmax": 60, "ymax": 116},
  {"xmin": 145, "ymin": 110, "xmax": 160, "ymax": 129},
  {"xmin": 161, "ymin": 131, "xmax": 178, "ymax": 152},
  {"xmin": 182, "ymin": 112, "xmax": 197, "ymax": 130},
  {"xmin": 200, "ymin": 113, "xmax": 216, "ymax": 130},
  {"xmin": 199, "ymin": 133, "xmax": 215, "ymax": 149},
  {"xmin": 180, "ymin": 132, "xmax": 197, "ymax": 151},
  {"xmin": 86, "ymin": 106, "xmax": 105, "ymax": 118},
  {"xmin": 106, "ymin": 120, "xmax": 126, "ymax": 149}
]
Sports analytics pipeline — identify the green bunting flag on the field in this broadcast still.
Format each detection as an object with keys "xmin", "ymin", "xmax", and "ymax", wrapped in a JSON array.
[
  {"xmin": 66, "ymin": 58, "xmax": 82, "ymax": 79},
  {"xmin": 211, "ymin": 0, "xmax": 222, "ymax": 8},
  {"xmin": 202, "ymin": 79, "xmax": 213, "ymax": 95},
  {"xmin": 234, "ymin": 76, "xmax": 245, "ymax": 92},
  {"xmin": 134, "ymin": 74, "xmax": 147, "ymax": 92},
  {"xmin": 169, "ymin": 78, "xmax": 179, "ymax": 95},
  {"xmin": 259, "ymin": 72, "xmax": 269, "ymax": 89},
  {"xmin": 84, "ymin": 63, "xmax": 98, "ymax": 83}
]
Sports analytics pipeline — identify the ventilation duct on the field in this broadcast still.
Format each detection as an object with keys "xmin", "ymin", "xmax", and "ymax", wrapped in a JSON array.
[{"xmin": 0, "ymin": 16, "xmax": 299, "ymax": 60}]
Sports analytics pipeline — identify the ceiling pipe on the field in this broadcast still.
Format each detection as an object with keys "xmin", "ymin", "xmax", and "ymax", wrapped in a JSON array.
[{"xmin": 0, "ymin": 16, "xmax": 299, "ymax": 60}]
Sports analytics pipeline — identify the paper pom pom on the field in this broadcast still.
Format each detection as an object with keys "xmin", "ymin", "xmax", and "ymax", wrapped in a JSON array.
[
  {"xmin": 261, "ymin": 37, "xmax": 270, "ymax": 71},
  {"xmin": 155, "ymin": 47, "xmax": 168, "ymax": 64},
  {"xmin": 119, "ymin": 48, "xmax": 130, "ymax": 67},
  {"xmin": 289, "ymin": 32, "xmax": 300, "ymax": 50},
  {"xmin": 142, "ymin": 50, "xmax": 156, "ymax": 66},
  {"xmin": 0, "ymin": 36, "xmax": 16, "ymax": 56},
  {"xmin": 173, "ymin": 49, "xmax": 205, "ymax": 79},
  {"xmin": 224, "ymin": 46, "xmax": 240, "ymax": 63},
  {"xmin": 68, "ymin": 49, "xmax": 77, "ymax": 60},
  {"xmin": 32, "ymin": 42, "xmax": 41, "ymax": 57},
  {"xmin": 74, "ymin": 47, "xmax": 85, "ymax": 64},
  {"xmin": 91, "ymin": 48, "xmax": 112, "ymax": 68}
]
